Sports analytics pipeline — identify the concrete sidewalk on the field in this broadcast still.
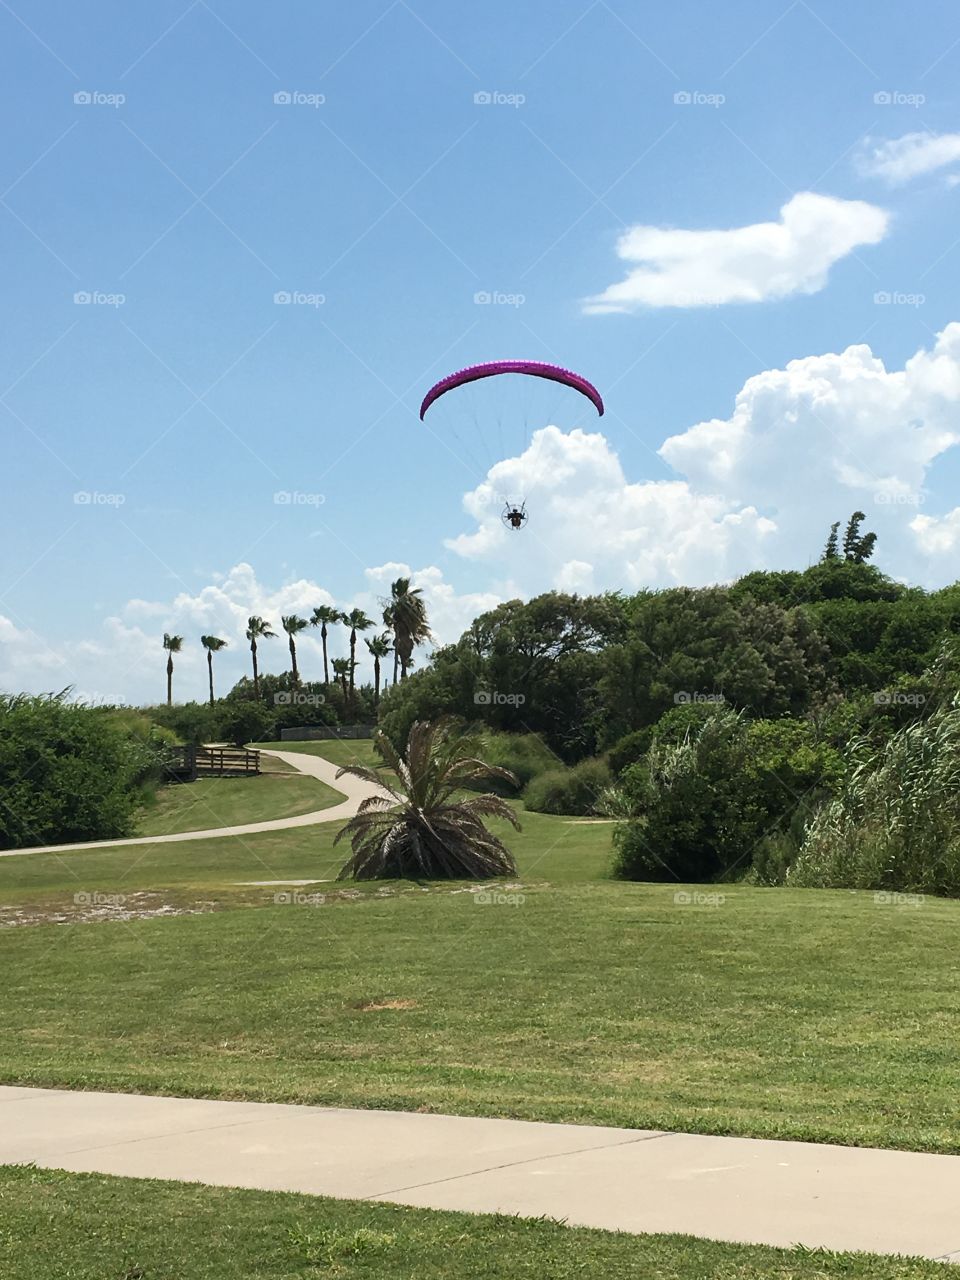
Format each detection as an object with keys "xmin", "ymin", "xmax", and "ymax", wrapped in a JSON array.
[
  {"xmin": 0, "ymin": 749, "xmax": 389, "ymax": 858},
  {"xmin": 2, "ymin": 1087, "xmax": 959, "ymax": 1262}
]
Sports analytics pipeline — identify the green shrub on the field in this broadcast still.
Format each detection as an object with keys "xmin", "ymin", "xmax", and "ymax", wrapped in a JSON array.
[
  {"xmin": 612, "ymin": 710, "xmax": 840, "ymax": 883},
  {"xmin": 0, "ymin": 693, "xmax": 156, "ymax": 849},
  {"xmin": 146, "ymin": 701, "xmax": 216, "ymax": 746},
  {"xmin": 524, "ymin": 757, "xmax": 612, "ymax": 816},
  {"xmin": 607, "ymin": 728, "xmax": 652, "ymax": 777},
  {"xmin": 218, "ymin": 701, "xmax": 277, "ymax": 748},
  {"xmin": 469, "ymin": 732, "xmax": 558, "ymax": 795}
]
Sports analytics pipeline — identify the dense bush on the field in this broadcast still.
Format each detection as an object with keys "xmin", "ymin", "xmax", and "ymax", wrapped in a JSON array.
[
  {"xmin": 471, "ymin": 732, "xmax": 558, "ymax": 794},
  {"xmin": 146, "ymin": 701, "xmax": 218, "ymax": 746},
  {"xmin": 595, "ymin": 589, "xmax": 834, "ymax": 745},
  {"xmin": 225, "ymin": 673, "xmax": 350, "ymax": 729},
  {"xmin": 371, "ymin": 567, "xmax": 960, "ymax": 768},
  {"xmin": 524, "ymin": 757, "xmax": 612, "ymax": 816},
  {"xmin": 612, "ymin": 711, "xmax": 841, "ymax": 883},
  {"xmin": 217, "ymin": 700, "xmax": 277, "ymax": 747},
  {"xmin": 0, "ymin": 693, "xmax": 160, "ymax": 849},
  {"xmin": 789, "ymin": 698, "xmax": 960, "ymax": 896},
  {"xmin": 607, "ymin": 728, "xmax": 652, "ymax": 777}
]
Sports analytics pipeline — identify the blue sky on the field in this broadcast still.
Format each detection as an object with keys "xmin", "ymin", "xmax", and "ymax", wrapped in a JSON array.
[{"xmin": 3, "ymin": 0, "xmax": 960, "ymax": 702}]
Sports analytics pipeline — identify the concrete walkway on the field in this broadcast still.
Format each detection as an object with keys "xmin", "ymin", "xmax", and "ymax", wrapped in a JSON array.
[
  {"xmin": 2, "ymin": 1087, "xmax": 959, "ymax": 1262},
  {"xmin": 0, "ymin": 749, "xmax": 389, "ymax": 858}
]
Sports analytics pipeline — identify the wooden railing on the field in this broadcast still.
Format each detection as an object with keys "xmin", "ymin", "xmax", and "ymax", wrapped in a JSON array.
[{"xmin": 163, "ymin": 745, "xmax": 261, "ymax": 782}]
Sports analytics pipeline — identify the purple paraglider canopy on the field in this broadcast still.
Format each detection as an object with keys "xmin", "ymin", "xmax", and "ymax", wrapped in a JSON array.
[{"xmin": 419, "ymin": 360, "xmax": 604, "ymax": 420}]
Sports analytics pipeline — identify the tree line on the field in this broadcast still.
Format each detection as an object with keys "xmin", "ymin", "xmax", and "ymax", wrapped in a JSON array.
[{"xmin": 161, "ymin": 576, "xmax": 432, "ymax": 711}]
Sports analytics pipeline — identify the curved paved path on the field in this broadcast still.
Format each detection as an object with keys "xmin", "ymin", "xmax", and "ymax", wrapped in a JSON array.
[{"xmin": 0, "ymin": 749, "xmax": 389, "ymax": 859}]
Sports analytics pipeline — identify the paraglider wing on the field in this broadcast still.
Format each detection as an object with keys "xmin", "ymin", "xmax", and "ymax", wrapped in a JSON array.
[{"xmin": 419, "ymin": 360, "xmax": 604, "ymax": 420}]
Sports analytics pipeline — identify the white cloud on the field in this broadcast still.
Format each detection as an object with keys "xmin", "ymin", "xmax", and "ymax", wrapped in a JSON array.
[
  {"xmin": 10, "ymin": 329, "xmax": 960, "ymax": 706},
  {"xmin": 584, "ymin": 192, "xmax": 889, "ymax": 312},
  {"xmin": 911, "ymin": 509, "xmax": 960, "ymax": 555},
  {"xmin": 857, "ymin": 131, "xmax": 960, "ymax": 185},
  {"xmin": 0, "ymin": 564, "xmax": 497, "ymax": 706},
  {"xmin": 449, "ymin": 325, "xmax": 960, "ymax": 591},
  {"xmin": 0, "ymin": 615, "xmax": 71, "ymax": 690},
  {"xmin": 447, "ymin": 425, "xmax": 777, "ymax": 587}
]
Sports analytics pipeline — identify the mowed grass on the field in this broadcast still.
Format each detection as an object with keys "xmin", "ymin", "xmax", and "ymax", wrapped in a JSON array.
[
  {"xmin": 0, "ymin": 807, "xmax": 606, "ymax": 909},
  {"xmin": 254, "ymin": 738, "xmax": 386, "ymax": 771},
  {"xmin": 3, "ymin": 777, "xmax": 959, "ymax": 1155},
  {"xmin": 3, "ymin": 812, "xmax": 960, "ymax": 1151},
  {"xmin": 1, "ymin": 1166, "xmax": 945, "ymax": 1280},
  {"xmin": 135, "ymin": 771, "xmax": 341, "ymax": 836}
]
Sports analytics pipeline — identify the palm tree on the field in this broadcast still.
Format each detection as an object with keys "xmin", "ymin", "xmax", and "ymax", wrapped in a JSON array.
[
  {"xmin": 310, "ymin": 605, "xmax": 339, "ymax": 687},
  {"xmin": 163, "ymin": 633, "xmax": 183, "ymax": 707},
  {"xmin": 200, "ymin": 635, "xmax": 228, "ymax": 707},
  {"xmin": 331, "ymin": 657, "xmax": 351, "ymax": 706},
  {"xmin": 281, "ymin": 615, "xmax": 309, "ymax": 687},
  {"xmin": 382, "ymin": 599, "xmax": 399, "ymax": 685},
  {"xmin": 334, "ymin": 718, "xmax": 520, "ymax": 880},
  {"xmin": 245, "ymin": 616, "xmax": 276, "ymax": 702},
  {"xmin": 365, "ymin": 632, "xmax": 392, "ymax": 709},
  {"xmin": 382, "ymin": 577, "xmax": 431, "ymax": 681},
  {"xmin": 341, "ymin": 608, "xmax": 373, "ymax": 707}
]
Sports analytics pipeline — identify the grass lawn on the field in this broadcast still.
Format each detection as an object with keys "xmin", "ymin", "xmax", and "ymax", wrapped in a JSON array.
[
  {"xmin": 0, "ymin": 1166, "xmax": 947, "ymax": 1279},
  {"xmin": 254, "ymin": 738, "xmax": 385, "ymax": 772},
  {"xmin": 2, "ymin": 806, "xmax": 960, "ymax": 1152},
  {"xmin": 135, "ymin": 771, "xmax": 342, "ymax": 836},
  {"xmin": 0, "ymin": 809, "xmax": 610, "ymax": 910}
]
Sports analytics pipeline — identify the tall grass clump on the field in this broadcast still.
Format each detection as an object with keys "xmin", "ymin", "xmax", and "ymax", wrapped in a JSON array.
[{"xmin": 789, "ymin": 698, "xmax": 960, "ymax": 896}]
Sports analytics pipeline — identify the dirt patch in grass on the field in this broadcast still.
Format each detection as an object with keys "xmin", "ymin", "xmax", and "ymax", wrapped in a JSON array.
[
  {"xmin": 356, "ymin": 998, "xmax": 419, "ymax": 1012},
  {"xmin": 0, "ymin": 891, "xmax": 219, "ymax": 929},
  {"xmin": 0, "ymin": 881, "xmax": 542, "ymax": 931}
]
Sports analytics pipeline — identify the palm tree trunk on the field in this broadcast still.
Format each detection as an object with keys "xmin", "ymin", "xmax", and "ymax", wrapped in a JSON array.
[
  {"xmin": 251, "ymin": 641, "xmax": 260, "ymax": 701},
  {"xmin": 321, "ymin": 625, "xmax": 329, "ymax": 686},
  {"xmin": 374, "ymin": 658, "xmax": 381, "ymax": 707},
  {"xmin": 397, "ymin": 636, "xmax": 412, "ymax": 681},
  {"xmin": 349, "ymin": 631, "xmax": 356, "ymax": 697},
  {"xmin": 166, "ymin": 656, "xmax": 173, "ymax": 707},
  {"xmin": 289, "ymin": 635, "xmax": 300, "ymax": 687},
  {"xmin": 207, "ymin": 650, "xmax": 215, "ymax": 707},
  {"xmin": 392, "ymin": 649, "xmax": 399, "ymax": 684}
]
